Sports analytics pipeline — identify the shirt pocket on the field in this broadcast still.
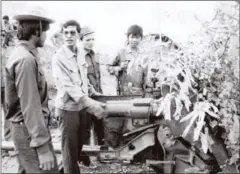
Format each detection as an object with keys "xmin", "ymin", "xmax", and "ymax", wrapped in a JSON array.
[
  {"xmin": 87, "ymin": 65, "xmax": 95, "ymax": 75},
  {"xmin": 68, "ymin": 67, "xmax": 82, "ymax": 85},
  {"xmin": 88, "ymin": 63, "xmax": 101, "ymax": 78}
]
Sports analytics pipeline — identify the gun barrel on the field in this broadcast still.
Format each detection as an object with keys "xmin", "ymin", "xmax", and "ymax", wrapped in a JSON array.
[{"xmin": 105, "ymin": 98, "xmax": 157, "ymax": 119}]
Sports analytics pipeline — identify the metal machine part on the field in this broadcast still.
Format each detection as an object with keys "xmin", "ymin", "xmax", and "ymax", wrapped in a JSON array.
[{"xmin": 99, "ymin": 128, "xmax": 156, "ymax": 162}]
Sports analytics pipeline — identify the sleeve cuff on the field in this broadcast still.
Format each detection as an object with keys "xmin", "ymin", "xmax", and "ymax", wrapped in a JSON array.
[
  {"xmin": 80, "ymin": 96, "xmax": 95, "ymax": 108},
  {"xmin": 36, "ymin": 141, "xmax": 51, "ymax": 155}
]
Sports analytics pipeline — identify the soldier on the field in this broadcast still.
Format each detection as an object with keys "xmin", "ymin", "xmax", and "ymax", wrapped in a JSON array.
[
  {"xmin": 52, "ymin": 20, "xmax": 106, "ymax": 174},
  {"xmin": 80, "ymin": 26, "xmax": 104, "ymax": 146},
  {"xmin": 108, "ymin": 24, "xmax": 148, "ymax": 96},
  {"xmin": 4, "ymin": 6, "xmax": 59, "ymax": 173},
  {"xmin": 77, "ymin": 26, "xmax": 105, "ymax": 167},
  {"xmin": 106, "ymin": 24, "xmax": 148, "ymax": 148}
]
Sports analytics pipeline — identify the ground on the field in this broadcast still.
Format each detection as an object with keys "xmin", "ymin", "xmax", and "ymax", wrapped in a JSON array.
[{"xmin": 1, "ymin": 128, "xmax": 155, "ymax": 173}]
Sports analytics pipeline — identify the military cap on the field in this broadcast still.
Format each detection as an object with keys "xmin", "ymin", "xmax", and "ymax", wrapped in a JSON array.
[{"xmin": 81, "ymin": 26, "xmax": 94, "ymax": 37}]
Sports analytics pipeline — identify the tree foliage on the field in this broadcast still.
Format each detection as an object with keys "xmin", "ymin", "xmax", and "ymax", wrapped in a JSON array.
[{"xmin": 139, "ymin": 1, "xmax": 239, "ymax": 164}]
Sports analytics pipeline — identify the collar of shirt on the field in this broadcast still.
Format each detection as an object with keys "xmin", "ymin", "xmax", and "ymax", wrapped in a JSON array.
[
  {"xmin": 62, "ymin": 45, "xmax": 87, "ymax": 66},
  {"xmin": 63, "ymin": 45, "xmax": 78, "ymax": 59},
  {"xmin": 125, "ymin": 45, "xmax": 145, "ymax": 54},
  {"xmin": 18, "ymin": 40, "xmax": 39, "ymax": 57},
  {"xmin": 84, "ymin": 48, "xmax": 95, "ymax": 56}
]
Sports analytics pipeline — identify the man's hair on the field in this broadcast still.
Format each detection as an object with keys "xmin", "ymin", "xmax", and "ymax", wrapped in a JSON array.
[
  {"xmin": 61, "ymin": 20, "xmax": 81, "ymax": 33},
  {"xmin": 3, "ymin": 15, "xmax": 9, "ymax": 21},
  {"xmin": 127, "ymin": 24, "xmax": 143, "ymax": 38},
  {"xmin": 17, "ymin": 20, "xmax": 50, "ymax": 40}
]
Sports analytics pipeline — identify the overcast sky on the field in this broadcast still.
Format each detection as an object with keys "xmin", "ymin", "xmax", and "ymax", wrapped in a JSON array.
[{"xmin": 2, "ymin": 1, "xmax": 218, "ymax": 56}]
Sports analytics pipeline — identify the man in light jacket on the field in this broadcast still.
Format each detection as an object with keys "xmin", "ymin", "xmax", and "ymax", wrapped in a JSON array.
[{"xmin": 52, "ymin": 20, "xmax": 106, "ymax": 174}]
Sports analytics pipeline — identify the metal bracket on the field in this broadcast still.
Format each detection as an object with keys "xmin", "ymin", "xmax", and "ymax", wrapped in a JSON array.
[{"xmin": 99, "ymin": 128, "xmax": 155, "ymax": 161}]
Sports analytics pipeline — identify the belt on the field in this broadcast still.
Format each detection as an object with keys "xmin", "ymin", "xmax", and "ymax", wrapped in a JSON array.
[
  {"xmin": 11, "ymin": 117, "xmax": 50, "ymax": 125},
  {"xmin": 11, "ymin": 121, "xmax": 24, "ymax": 125}
]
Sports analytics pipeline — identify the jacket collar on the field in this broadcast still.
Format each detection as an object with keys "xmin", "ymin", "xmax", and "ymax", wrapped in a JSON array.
[
  {"xmin": 84, "ymin": 48, "xmax": 95, "ymax": 56},
  {"xmin": 126, "ymin": 45, "xmax": 144, "ymax": 54},
  {"xmin": 18, "ymin": 40, "xmax": 38, "ymax": 57},
  {"xmin": 62, "ymin": 45, "xmax": 78, "ymax": 59}
]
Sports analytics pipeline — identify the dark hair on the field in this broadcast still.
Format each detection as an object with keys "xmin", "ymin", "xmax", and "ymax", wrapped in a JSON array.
[
  {"xmin": 13, "ymin": 25, "xmax": 18, "ymax": 31},
  {"xmin": 17, "ymin": 20, "xmax": 50, "ymax": 40},
  {"xmin": 61, "ymin": 20, "xmax": 81, "ymax": 33},
  {"xmin": 3, "ymin": 15, "xmax": 9, "ymax": 21},
  {"xmin": 127, "ymin": 24, "xmax": 143, "ymax": 38}
]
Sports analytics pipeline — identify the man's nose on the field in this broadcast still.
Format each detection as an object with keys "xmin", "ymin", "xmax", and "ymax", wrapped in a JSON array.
[{"xmin": 66, "ymin": 33, "xmax": 72, "ymax": 38}]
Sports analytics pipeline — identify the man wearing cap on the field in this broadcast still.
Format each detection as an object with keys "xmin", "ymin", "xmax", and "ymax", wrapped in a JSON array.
[
  {"xmin": 80, "ymin": 26, "xmax": 104, "ymax": 146},
  {"xmin": 106, "ymin": 24, "xmax": 148, "ymax": 148},
  {"xmin": 108, "ymin": 24, "xmax": 148, "ymax": 96},
  {"xmin": 52, "ymin": 20, "xmax": 106, "ymax": 174},
  {"xmin": 4, "ymin": 7, "xmax": 59, "ymax": 173}
]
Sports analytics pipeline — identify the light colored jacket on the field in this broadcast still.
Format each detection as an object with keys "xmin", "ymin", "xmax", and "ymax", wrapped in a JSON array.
[{"xmin": 52, "ymin": 45, "xmax": 97, "ymax": 111}]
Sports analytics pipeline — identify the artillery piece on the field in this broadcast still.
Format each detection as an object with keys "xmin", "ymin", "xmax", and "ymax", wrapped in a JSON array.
[{"xmin": 89, "ymin": 95, "xmax": 239, "ymax": 174}]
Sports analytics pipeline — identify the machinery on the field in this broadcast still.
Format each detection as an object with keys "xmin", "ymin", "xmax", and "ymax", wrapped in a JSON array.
[{"xmin": 90, "ymin": 95, "xmax": 239, "ymax": 174}]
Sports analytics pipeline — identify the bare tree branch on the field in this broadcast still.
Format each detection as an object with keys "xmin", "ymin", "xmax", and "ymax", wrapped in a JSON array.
[{"xmin": 219, "ymin": 36, "xmax": 231, "ymax": 60}]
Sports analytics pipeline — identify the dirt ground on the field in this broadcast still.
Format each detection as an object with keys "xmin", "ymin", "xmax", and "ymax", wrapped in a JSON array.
[
  {"xmin": 1, "ymin": 126, "xmax": 155, "ymax": 173},
  {"xmin": 1, "ymin": 154, "xmax": 155, "ymax": 173}
]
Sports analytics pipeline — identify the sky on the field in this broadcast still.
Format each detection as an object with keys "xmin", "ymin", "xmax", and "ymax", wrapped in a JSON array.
[{"xmin": 2, "ymin": 1, "xmax": 218, "ymax": 56}]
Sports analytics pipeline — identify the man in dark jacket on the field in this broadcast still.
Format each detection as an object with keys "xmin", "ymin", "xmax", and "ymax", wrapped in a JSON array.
[
  {"xmin": 81, "ymin": 26, "xmax": 104, "ymax": 144},
  {"xmin": 78, "ymin": 26, "xmax": 105, "ymax": 166},
  {"xmin": 4, "ymin": 7, "xmax": 59, "ymax": 173}
]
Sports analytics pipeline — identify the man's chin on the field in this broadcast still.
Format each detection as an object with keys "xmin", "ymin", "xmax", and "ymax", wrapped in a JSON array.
[
  {"xmin": 130, "ymin": 44, "xmax": 138, "ymax": 48},
  {"xmin": 65, "ymin": 43, "xmax": 75, "ymax": 47},
  {"xmin": 36, "ymin": 43, "xmax": 44, "ymax": 48},
  {"xmin": 85, "ymin": 46, "xmax": 93, "ymax": 50}
]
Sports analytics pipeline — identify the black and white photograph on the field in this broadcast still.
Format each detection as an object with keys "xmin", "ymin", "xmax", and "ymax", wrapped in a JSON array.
[{"xmin": 1, "ymin": 1, "xmax": 239, "ymax": 173}]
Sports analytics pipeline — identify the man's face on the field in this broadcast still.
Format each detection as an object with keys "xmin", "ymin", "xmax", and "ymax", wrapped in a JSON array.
[
  {"xmin": 55, "ymin": 34, "xmax": 64, "ymax": 47},
  {"xmin": 3, "ymin": 19, "xmax": 8, "ymax": 25},
  {"xmin": 36, "ymin": 31, "xmax": 47, "ymax": 47},
  {"xmin": 62, "ymin": 25, "xmax": 78, "ymax": 47},
  {"xmin": 128, "ymin": 34, "xmax": 142, "ymax": 48},
  {"xmin": 82, "ymin": 33, "xmax": 95, "ymax": 50}
]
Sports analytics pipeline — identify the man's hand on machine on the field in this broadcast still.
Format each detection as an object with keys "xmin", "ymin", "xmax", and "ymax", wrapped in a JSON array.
[{"xmin": 82, "ymin": 96, "xmax": 107, "ymax": 119}]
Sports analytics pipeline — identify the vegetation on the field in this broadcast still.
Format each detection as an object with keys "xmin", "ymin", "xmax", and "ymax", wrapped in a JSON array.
[{"xmin": 138, "ymin": 1, "xmax": 239, "ymax": 167}]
